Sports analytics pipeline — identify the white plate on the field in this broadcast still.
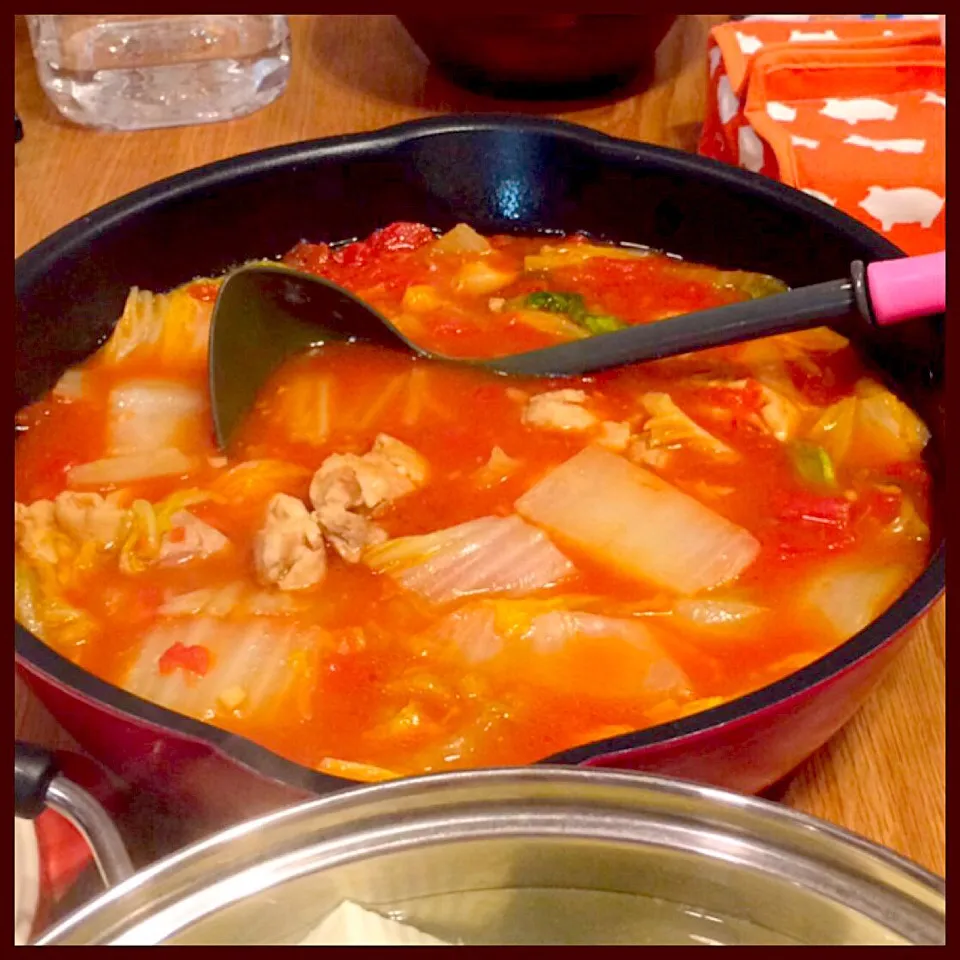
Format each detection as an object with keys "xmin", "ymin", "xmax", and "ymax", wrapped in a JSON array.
[{"xmin": 15, "ymin": 817, "xmax": 41, "ymax": 946}]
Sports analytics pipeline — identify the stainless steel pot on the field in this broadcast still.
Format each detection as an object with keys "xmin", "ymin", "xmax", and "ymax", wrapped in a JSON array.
[{"xmin": 27, "ymin": 765, "xmax": 943, "ymax": 946}]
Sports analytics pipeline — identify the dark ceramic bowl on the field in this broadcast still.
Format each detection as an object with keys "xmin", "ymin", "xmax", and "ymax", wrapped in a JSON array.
[
  {"xmin": 14, "ymin": 117, "xmax": 944, "ymax": 835},
  {"xmin": 397, "ymin": 15, "xmax": 678, "ymax": 98}
]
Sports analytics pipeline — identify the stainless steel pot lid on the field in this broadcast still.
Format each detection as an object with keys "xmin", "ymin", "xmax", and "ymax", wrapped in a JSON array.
[{"xmin": 29, "ymin": 766, "xmax": 944, "ymax": 946}]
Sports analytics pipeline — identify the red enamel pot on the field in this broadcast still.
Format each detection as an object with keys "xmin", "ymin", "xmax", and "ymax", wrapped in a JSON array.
[{"xmin": 15, "ymin": 117, "xmax": 945, "ymax": 835}]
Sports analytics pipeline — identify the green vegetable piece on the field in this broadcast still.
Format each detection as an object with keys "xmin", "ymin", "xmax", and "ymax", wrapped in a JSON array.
[
  {"xmin": 582, "ymin": 313, "xmax": 625, "ymax": 334},
  {"xmin": 792, "ymin": 442, "xmax": 837, "ymax": 489},
  {"xmin": 736, "ymin": 272, "xmax": 789, "ymax": 300},
  {"xmin": 524, "ymin": 291, "xmax": 587, "ymax": 317},
  {"xmin": 524, "ymin": 291, "xmax": 625, "ymax": 335}
]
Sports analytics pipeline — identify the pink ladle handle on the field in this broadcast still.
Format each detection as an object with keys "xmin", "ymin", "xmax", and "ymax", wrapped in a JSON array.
[{"xmin": 866, "ymin": 251, "xmax": 946, "ymax": 326}]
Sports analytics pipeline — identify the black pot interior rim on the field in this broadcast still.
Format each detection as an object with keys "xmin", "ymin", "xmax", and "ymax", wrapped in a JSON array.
[
  {"xmin": 15, "ymin": 114, "xmax": 906, "ymax": 279},
  {"xmin": 14, "ymin": 115, "xmax": 946, "ymax": 797}
]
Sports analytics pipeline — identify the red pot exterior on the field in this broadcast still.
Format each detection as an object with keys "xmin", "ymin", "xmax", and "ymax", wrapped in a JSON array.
[
  {"xmin": 16, "ymin": 617, "xmax": 914, "ymax": 832},
  {"xmin": 580, "ymin": 630, "xmax": 907, "ymax": 793},
  {"xmin": 16, "ymin": 662, "xmax": 314, "ymax": 832}
]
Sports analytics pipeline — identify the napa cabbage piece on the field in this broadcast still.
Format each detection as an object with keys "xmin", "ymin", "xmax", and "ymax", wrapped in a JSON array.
[
  {"xmin": 673, "ymin": 599, "xmax": 766, "ymax": 627},
  {"xmin": 101, "ymin": 285, "xmax": 214, "ymax": 368},
  {"xmin": 721, "ymin": 271, "xmax": 787, "ymax": 300},
  {"xmin": 755, "ymin": 381, "xmax": 802, "ymax": 442},
  {"xmin": 454, "ymin": 260, "xmax": 517, "ymax": 296},
  {"xmin": 431, "ymin": 599, "xmax": 690, "ymax": 702},
  {"xmin": 67, "ymin": 448, "xmax": 197, "ymax": 488},
  {"xmin": 158, "ymin": 583, "xmax": 297, "ymax": 618},
  {"xmin": 315, "ymin": 759, "xmax": 402, "ymax": 784},
  {"xmin": 52, "ymin": 369, "xmax": 85, "ymax": 400},
  {"xmin": 118, "ymin": 489, "xmax": 213, "ymax": 574},
  {"xmin": 124, "ymin": 617, "xmax": 323, "ymax": 723},
  {"xmin": 364, "ymin": 515, "xmax": 574, "ymax": 605},
  {"xmin": 107, "ymin": 379, "xmax": 207, "ymax": 455},
  {"xmin": 473, "ymin": 446, "xmax": 521, "ymax": 489},
  {"xmin": 733, "ymin": 339, "xmax": 809, "ymax": 406},
  {"xmin": 515, "ymin": 446, "xmax": 760, "ymax": 596},
  {"xmin": 884, "ymin": 490, "xmax": 930, "ymax": 543},
  {"xmin": 808, "ymin": 379, "xmax": 930, "ymax": 468},
  {"xmin": 210, "ymin": 459, "xmax": 311, "ymax": 503},
  {"xmin": 426, "ymin": 597, "xmax": 568, "ymax": 664},
  {"xmin": 523, "ymin": 243, "xmax": 650, "ymax": 272},
  {"xmin": 522, "ymin": 610, "xmax": 691, "ymax": 701},
  {"xmin": 639, "ymin": 392, "xmax": 738, "ymax": 462},
  {"xmin": 15, "ymin": 557, "xmax": 97, "ymax": 651},
  {"xmin": 660, "ymin": 264, "xmax": 788, "ymax": 301},
  {"xmin": 431, "ymin": 223, "xmax": 491, "ymax": 255},
  {"xmin": 401, "ymin": 284, "xmax": 444, "ymax": 314},
  {"xmin": 852, "ymin": 379, "xmax": 931, "ymax": 465},
  {"xmin": 271, "ymin": 376, "xmax": 334, "ymax": 445},
  {"xmin": 775, "ymin": 326, "xmax": 850, "ymax": 353},
  {"xmin": 800, "ymin": 562, "xmax": 910, "ymax": 643},
  {"xmin": 432, "ymin": 602, "xmax": 506, "ymax": 664},
  {"xmin": 14, "ymin": 559, "xmax": 45, "ymax": 637},
  {"xmin": 808, "ymin": 396, "xmax": 854, "ymax": 463}
]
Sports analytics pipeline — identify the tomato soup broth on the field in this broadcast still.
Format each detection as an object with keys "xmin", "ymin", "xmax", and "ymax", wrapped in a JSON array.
[{"xmin": 14, "ymin": 223, "xmax": 932, "ymax": 782}]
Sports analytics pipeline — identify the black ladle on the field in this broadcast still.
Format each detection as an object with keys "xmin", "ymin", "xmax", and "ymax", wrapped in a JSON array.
[{"xmin": 209, "ymin": 252, "xmax": 944, "ymax": 450}]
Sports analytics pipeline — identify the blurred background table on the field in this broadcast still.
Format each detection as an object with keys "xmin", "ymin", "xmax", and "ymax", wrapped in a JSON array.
[{"xmin": 14, "ymin": 14, "xmax": 945, "ymax": 877}]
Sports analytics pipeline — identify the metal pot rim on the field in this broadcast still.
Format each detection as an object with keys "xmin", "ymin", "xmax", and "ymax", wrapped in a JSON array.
[{"xmin": 38, "ymin": 767, "xmax": 945, "ymax": 946}]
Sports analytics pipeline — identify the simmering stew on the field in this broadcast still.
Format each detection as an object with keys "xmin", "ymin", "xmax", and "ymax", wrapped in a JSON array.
[{"xmin": 14, "ymin": 223, "xmax": 932, "ymax": 782}]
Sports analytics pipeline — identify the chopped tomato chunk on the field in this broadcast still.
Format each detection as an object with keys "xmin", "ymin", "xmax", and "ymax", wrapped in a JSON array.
[
  {"xmin": 158, "ymin": 643, "xmax": 211, "ymax": 678},
  {"xmin": 186, "ymin": 281, "xmax": 220, "ymax": 302},
  {"xmin": 861, "ymin": 486, "xmax": 904, "ymax": 525},
  {"xmin": 698, "ymin": 380, "xmax": 766, "ymax": 417},
  {"xmin": 766, "ymin": 491, "xmax": 855, "ymax": 557}
]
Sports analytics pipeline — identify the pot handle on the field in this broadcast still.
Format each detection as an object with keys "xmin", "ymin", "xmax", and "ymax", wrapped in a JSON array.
[{"xmin": 15, "ymin": 741, "xmax": 135, "ymax": 889}]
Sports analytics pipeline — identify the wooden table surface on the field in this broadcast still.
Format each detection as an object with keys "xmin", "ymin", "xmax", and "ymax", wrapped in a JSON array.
[{"xmin": 14, "ymin": 15, "xmax": 945, "ymax": 877}]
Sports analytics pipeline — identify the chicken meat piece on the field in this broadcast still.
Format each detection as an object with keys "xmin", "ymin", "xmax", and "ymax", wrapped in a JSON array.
[
  {"xmin": 157, "ymin": 510, "xmax": 230, "ymax": 567},
  {"xmin": 522, "ymin": 389, "xmax": 598, "ymax": 433},
  {"xmin": 313, "ymin": 434, "xmax": 429, "ymax": 512},
  {"xmin": 309, "ymin": 434, "xmax": 429, "ymax": 563},
  {"xmin": 595, "ymin": 420, "xmax": 631, "ymax": 452},
  {"xmin": 253, "ymin": 493, "xmax": 327, "ymax": 591},
  {"xmin": 640, "ymin": 392, "xmax": 738, "ymax": 462},
  {"xmin": 473, "ymin": 446, "xmax": 521, "ymax": 489},
  {"xmin": 53, "ymin": 492, "xmax": 127, "ymax": 548},
  {"xmin": 626, "ymin": 435, "xmax": 671, "ymax": 471},
  {"xmin": 16, "ymin": 492, "xmax": 130, "ymax": 565},
  {"xmin": 752, "ymin": 381, "xmax": 802, "ymax": 442},
  {"xmin": 14, "ymin": 500, "xmax": 59, "ymax": 563}
]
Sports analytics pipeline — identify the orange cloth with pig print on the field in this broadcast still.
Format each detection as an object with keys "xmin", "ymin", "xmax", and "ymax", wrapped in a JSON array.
[{"xmin": 699, "ymin": 18, "xmax": 945, "ymax": 255}]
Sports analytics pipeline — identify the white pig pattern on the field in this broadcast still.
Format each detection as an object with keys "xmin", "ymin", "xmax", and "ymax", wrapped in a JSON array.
[
  {"xmin": 843, "ymin": 135, "xmax": 926, "ymax": 154},
  {"xmin": 820, "ymin": 98, "xmax": 899, "ymax": 125},
  {"xmin": 705, "ymin": 25, "xmax": 944, "ymax": 251},
  {"xmin": 858, "ymin": 186, "xmax": 945, "ymax": 233}
]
